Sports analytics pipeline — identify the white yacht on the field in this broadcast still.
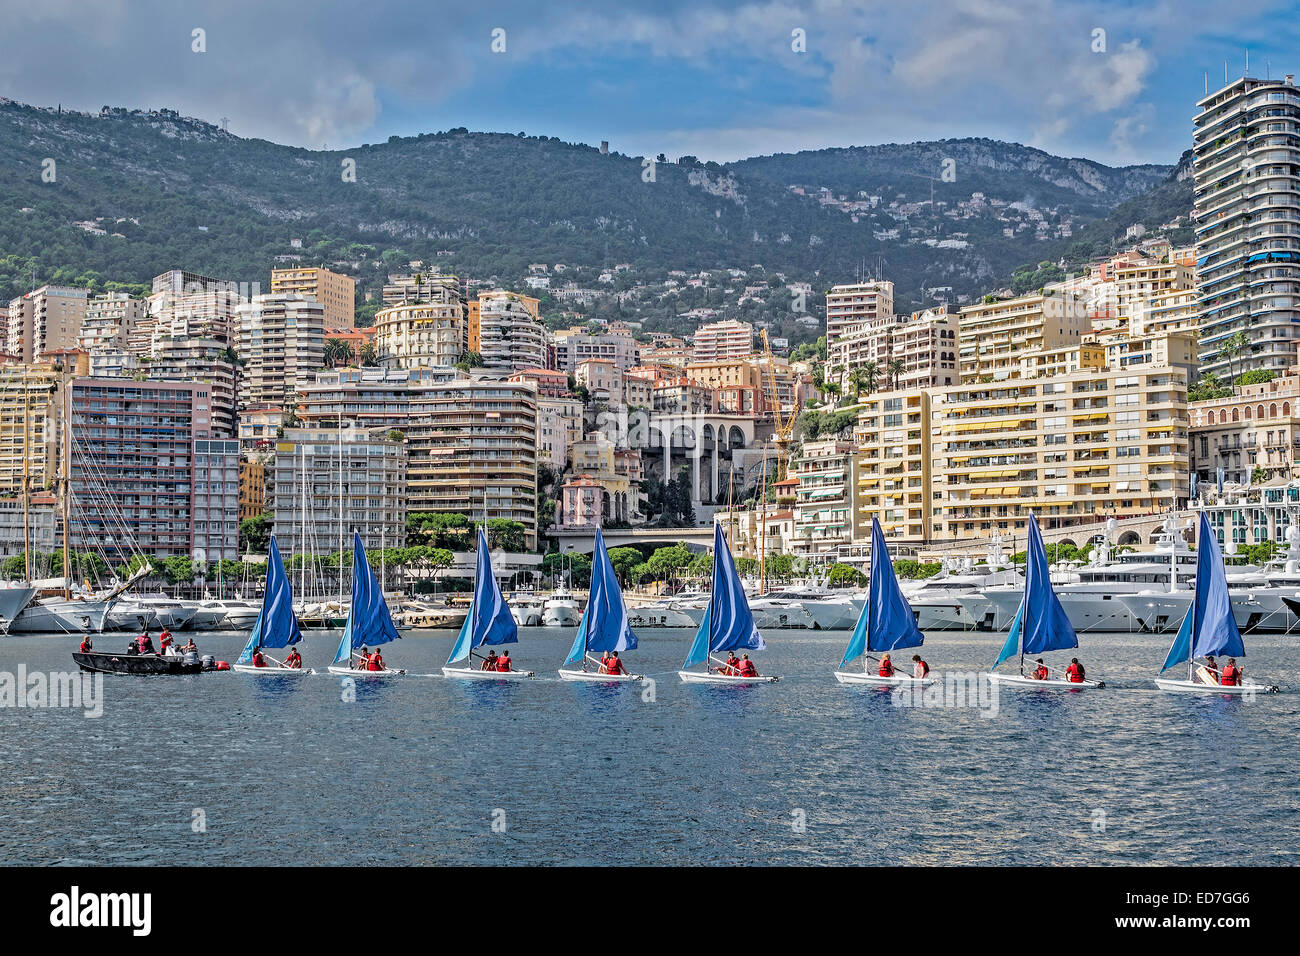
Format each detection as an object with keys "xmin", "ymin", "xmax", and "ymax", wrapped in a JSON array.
[
  {"xmin": 902, "ymin": 537, "xmax": 1023, "ymax": 631},
  {"xmin": 758, "ymin": 585, "xmax": 859, "ymax": 629},
  {"xmin": 199, "ymin": 599, "xmax": 261, "ymax": 629},
  {"xmin": 509, "ymin": 591, "xmax": 545, "ymax": 627},
  {"xmin": 542, "ymin": 584, "xmax": 582, "ymax": 627},
  {"xmin": 626, "ymin": 600, "xmax": 697, "ymax": 628}
]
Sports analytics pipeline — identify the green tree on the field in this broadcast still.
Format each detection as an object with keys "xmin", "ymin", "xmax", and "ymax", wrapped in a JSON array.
[
  {"xmin": 606, "ymin": 546, "xmax": 644, "ymax": 584},
  {"xmin": 239, "ymin": 512, "xmax": 273, "ymax": 554},
  {"xmin": 827, "ymin": 563, "xmax": 866, "ymax": 587}
]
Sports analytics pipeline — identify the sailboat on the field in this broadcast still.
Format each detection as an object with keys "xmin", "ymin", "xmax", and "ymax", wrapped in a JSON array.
[
  {"xmin": 443, "ymin": 528, "xmax": 535, "ymax": 680},
  {"xmin": 834, "ymin": 517, "xmax": 935, "ymax": 686},
  {"xmin": 232, "ymin": 535, "xmax": 312, "ymax": 676},
  {"xmin": 987, "ymin": 514, "xmax": 1104, "ymax": 689},
  {"xmin": 678, "ymin": 523, "xmax": 779, "ymax": 684},
  {"xmin": 558, "ymin": 528, "xmax": 641, "ymax": 682},
  {"xmin": 327, "ymin": 533, "xmax": 405, "ymax": 677},
  {"xmin": 1154, "ymin": 511, "xmax": 1279, "ymax": 695}
]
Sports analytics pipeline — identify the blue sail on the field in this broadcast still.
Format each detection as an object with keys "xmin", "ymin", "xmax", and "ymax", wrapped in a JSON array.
[
  {"xmin": 865, "ymin": 518, "xmax": 924, "ymax": 653},
  {"xmin": 683, "ymin": 600, "xmax": 712, "ymax": 669},
  {"xmin": 993, "ymin": 602, "xmax": 1025, "ymax": 669},
  {"xmin": 333, "ymin": 532, "xmax": 401, "ymax": 664},
  {"xmin": 238, "ymin": 535, "xmax": 303, "ymax": 663},
  {"xmin": 447, "ymin": 528, "xmax": 517, "ymax": 664},
  {"xmin": 1018, "ymin": 514, "xmax": 1078, "ymax": 657},
  {"xmin": 564, "ymin": 528, "xmax": 638, "ymax": 666},
  {"xmin": 1162, "ymin": 511, "xmax": 1245, "ymax": 670},
  {"xmin": 706, "ymin": 523, "xmax": 764, "ymax": 656}
]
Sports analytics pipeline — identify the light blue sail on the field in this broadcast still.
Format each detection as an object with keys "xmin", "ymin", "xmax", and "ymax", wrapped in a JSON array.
[
  {"xmin": 992, "ymin": 514, "xmax": 1076, "ymax": 668},
  {"xmin": 333, "ymin": 532, "xmax": 401, "ymax": 664},
  {"xmin": 683, "ymin": 523, "xmax": 762, "ymax": 668},
  {"xmin": 447, "ymin": 527, "xmax": 518, "ymax": 664},
  {"xmin": 1161, "ymin": 511, "xmax": 1245, "ymax": 671},
  {"xmin": 683, "ymin": 600, "xmax": 713, "ymax": 669},
  {"xmin": 841, "ymin": 518, "xmax": 924, "ymax": 667},
  {"xmin": 564, "ymin": 528, "xmax": 638, "ymax": 666},
  {"xmin": 238, "ymin": 535, "xmax": 303, "ymax": 664},
  {"xmin": 993, "ymin": 603, "xmax": 1025, "ymax": 669}
]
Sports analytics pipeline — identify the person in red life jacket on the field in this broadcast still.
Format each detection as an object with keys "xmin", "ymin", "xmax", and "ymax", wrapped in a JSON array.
[
  {"xmin": 604, "ymin": 651, "xmax": 625, "ymax": 676},
  {"xmin": 369, "ymin": 649, "xmax": 384, "ymax": 672},
  {"xmin": 1202, "ymin": 655, "xmax": 1220, "ymax": 684},
  {"xmin": 497, "ymin": 650, "xmax": 512, "ymax": 672},
  {"xmin": 1220, "ymin": 657, "xmax": 1241, "ymax": 686},
  {"xmin": 80, "ymin": 636, "xmax": 93, "ymax": 653},
  {"xmin": 723, "ymin": 652, "xmax": 740, "ymax": 676},
  {"xmin": 252, "ymin": 647, "xmax": 267, "ymax": 668},
  {"xmin": 354, "ymin": 646, "xmax": 370, "ymax": 670},
  {"xmin": 1064, "ymin": 658, "xmax": 1086, "ymax": 683},
  {"xmin": 1031, "ymin": 658, "xmax": 1049, "ymax": 681},
  {"xmin": 737, "ymin": 654, "xmax": 758, "ymax": 678},
  {"xmin": 481, "ymin": 650, "xmax": 498, "ymax": 671},
  {"xmin": 159, "ymin": 629, "xmax": 173, "ymax": 652},
  {"xmin": 283, "ymin": 648, "xmax": 302, "ymax": 669},
  {"xmin": 137, "ymin": 631, "xmax": 155, "ymax": 655},
  {"xmin": 912, "ymin": 654, "xmax": 930, "ymax": 679},
  {"xmin": 878, "ymin": 653, "xmax": 895, "ymax": 678}
]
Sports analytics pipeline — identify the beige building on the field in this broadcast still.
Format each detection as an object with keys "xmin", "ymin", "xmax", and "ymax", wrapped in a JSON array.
[
  {"xmin": 854, "ymin": 391, "xmax": 931, "ymax": 544},
  {"xmin": 270, "ymin": 267, "xmax": 356, "ymax": 329},
  {"xmin": 235, "ymin": 294, "xmax": 327, "ymax": 408},
  {"xmin": 0, "ymin": 355, "xmax": 84, "ymax": 494},
  {"xmin": 552, "ymin": 325, "xmax": 640, "ymax": 372},
  {"xmin": 7, "ymin": 286, "xmax": 89, "ymax": 362},
  {"xmin": 929, "ymin": 367, "xmax": 1189, "ymax": 542},
  {"xmin": 374, "ymin": 294, "xmax": 467, "ymax": 370},
  {"xmin": 827, "ymin": 305, "xmax": 959, "ymax": 392},
  {"xmin": 691, "ymin": 319, "xmax": 754, "ymax": 362},
  {"xmin": 78, "ymin": 292, "xmax": 148, "ymax": 352},
  {"xmin": 404, "ymin": 376, "xmax": 539, "ymax": 549},
  {"xmin": 825, "ymin": 280, "xmax": 894, "ymax": 347},
  {"xmin": 1189, "ymin": 365, "xmax": 1300, "ymax": 485},
  {"xmin": 791, "ymin": 439, "xmax": 859, "ymax": 556},
  {"xmin": 474, "ymin": 291, "xmax": 548, "ymax": 376},
  {"xmin": 958, "ymin": 291, "xmax": 1088, "ymax": 382}
]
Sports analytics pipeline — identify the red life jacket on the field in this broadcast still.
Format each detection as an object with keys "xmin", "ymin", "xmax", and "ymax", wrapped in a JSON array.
[
  {"xmin": 369, "ymin": 655, "xmax": 383, "ymax": 671},
  {"xmin": 879, "ymin": 660, "xmax": 894, "ymax": 677},
  {"xmin": 253, "ymin": 652, "xmax": 266, "ymax": 667},
  {"xmin": 606, "ymin": 657, "xmax": 623, "ymax": 674},
  {"xmin": 1221, "ymin": 665, "xmax": 1239, "ymax": 686},
  {"xmin": 1033, "ymin": 665, "xmax": 1049, "ymax": 680},
  {"xmin": 739, "ymin": 659, "xmax": 757, "ymax": 677},
  {"xmin": 915, "ymin": 660, "xmax": 930, "ymax": 677},
  {"xmin": 1066, "ymin": 663, "xmax": 1084, "ymax": 683},
  {"xmin": 80, "ymin": 639, "xmax": 91, "ymax": 653},
  {"xmin": 497, "ymin": 656, "xmax": 512, "ymax": 672}
]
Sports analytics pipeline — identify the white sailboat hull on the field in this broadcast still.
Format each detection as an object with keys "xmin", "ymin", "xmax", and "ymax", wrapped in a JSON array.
[
  {"xmin": 557, "ymin": 668, "xmax": 642, "ymax": 682},
  {"xmin": 627, "ymin": 604, "xmax": 696, "ymax": 628},
  {"xmin": 833, "ymin": 671, "xmax": 937, "ymax": 687},
  {"xmin": 677, "ymin": 670, "xmax": 779, "ymax": 684},
  {"xmin": 326, "ymin": 664, "xmax": 407, "ymax": 677},
  {"xmin": 988, "ymin": 672, "xmax": 1104, "ymax": 690},
  {"xmin": 442, "ymin": 665, "xmax": 535, "ymax": 680},
  {"xmin": 1153, "ymin": 678, "xmax": 1277, "ymax": 695},
  {"xmin": 230, "ymin": 663, "xmax": 315, "ymax": 676}
]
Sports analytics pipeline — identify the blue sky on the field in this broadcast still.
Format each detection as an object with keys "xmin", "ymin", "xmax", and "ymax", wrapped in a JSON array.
[{"xmin": 2, "ymin": 0, "xmax": 1298, "ymax": 166}]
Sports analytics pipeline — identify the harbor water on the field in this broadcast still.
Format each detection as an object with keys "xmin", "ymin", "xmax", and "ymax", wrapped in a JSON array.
[{"xmin": 1, "ymin": 627, "xmax": 1297, "ymax": 866}]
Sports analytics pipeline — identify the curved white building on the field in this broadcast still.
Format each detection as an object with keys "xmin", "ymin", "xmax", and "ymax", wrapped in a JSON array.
[{"xmin": 374, "ymin": 299, "xmax": 465, "ymax": 369}]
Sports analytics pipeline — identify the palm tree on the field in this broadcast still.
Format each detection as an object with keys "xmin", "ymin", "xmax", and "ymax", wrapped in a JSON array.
[
  {"xmin": 861, "ymin": 360, "xmax": 879, "ymax": 395},
  {"xmin": 358, "ymin": 343, "xmax": 379, "ymax": 367},
  {"xmin": 848, "ymin": 367, "xmax": 867, "ymax": 399},
  {"xmin": 888, "ymin": 358, "xmax": 905, "ymax": 392},
  {"xmin": 323, "ymin": 337, "xmax": 352, "ymax": 369},
  {"xmin": 1218, "ymin": 331, "xmax": 1250, "ymax": 394}
]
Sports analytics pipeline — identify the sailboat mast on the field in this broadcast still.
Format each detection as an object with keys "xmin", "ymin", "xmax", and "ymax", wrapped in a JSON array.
[
  {"xmin": 338, "ymin": 410, "xmax": 344, "ymax": 607},
  {"xmin": 22, "ymin": 372, "xmax": 30, "ymax": 584},
  {"xmin": 61, "ymin": 382, "xmax": 71, "ymax": 601},
  {"xmin": 759, "ymin": 443, "xmax": 768, "ymax": 595},
  {"xmin": 299, "ymin": 442, "xmax": 306, "ymax": 598}
]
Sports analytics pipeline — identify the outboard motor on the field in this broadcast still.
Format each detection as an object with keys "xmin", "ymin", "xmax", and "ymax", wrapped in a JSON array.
[{"xmin": 201, "ymin": 654, "xmax": 216, "ymax": 670}]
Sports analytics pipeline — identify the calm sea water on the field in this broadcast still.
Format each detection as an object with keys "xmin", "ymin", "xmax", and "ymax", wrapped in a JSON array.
[{"xmin": 1, "ymin": 626, "xmax": 1297, "ymax": 866}]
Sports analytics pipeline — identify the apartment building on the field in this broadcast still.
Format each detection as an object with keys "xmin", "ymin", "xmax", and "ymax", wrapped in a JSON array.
[
  {"xmin": 826, "ymin": 305, "xmax": 959, "ymax": 392},
  {"xmin": 150, "ymin": 336, "xmax": 238, "ymax": 438},
  {"xmin": 1189, "ymin": 365, "xmax": 1300, "ymax": 485},
  {"xmin": 147, "ymin": 270, "xmax": 241, "ymax": 350},
  {"xmin": 653, "ymin": 377, "xmax": 715, "ymax": 415},
  {"xmin": 381, "ymin": 272, "xmax": 464, "ymax": 307},
  {"xmin": 0, "ymin": 356, "xmax": 82, "ymax": 494},
  {"xmin": 691, "ymin": 319, "xmax": 754, "ymax": 362},
  {"xmin": 67, "ymin": 378, "xmax": 239, "ymax": 561},
  {"xmin": 853, "ymin": 391, "xmax": 931, "ymax": 545},
  {"xmin": 235, "ymin": 294, "xmax": 327, "ymax": 408},
  {"xmin": 552, "ymin": 325, "xmax": 640, "ymax": 372},
  {"xmin": 474, "ymin": 291, "xmax": 548, "ymax": 376},
  {"xmin": 825, "ymin": 280, "xmax": 894, "ymax": 347},
  {"xmin": 270, "ymin": 267, "xmax": 356, "ymax": 329},
  {"xmin": 239, "ymin": 457, "xmax": 266, "ymax": 522},
  {"xmin": 404, "ymin": 376, "xmax": 539, "ymax": 549},
  {"xmin": 791, "ymin": 439, "xmax": 859, "ymax": 556},
  {"xmin": 1194, "ymin": 75, "xmax": 1300, "ymax": 377},
  {"xmin": 272, "ymin": 426, "xmax": 406, "ymax": 556},
  {"xmin": 929, "ymin": 367, "xmax": 1189, "ymax": 542},
  {"xmin": 958, "ymin": 291, "xmax": 1088, "ymax": 382},
  {"xmin": 7, "ymin": 286, "xmax": 89, "ymax": 362},
  {"xmin": 374, "ymin": 282, "xmax": 466, "ymax": 369},
  {"xmin": 78, "ymin": 292, "xmax": 148, "ymax": 352}
]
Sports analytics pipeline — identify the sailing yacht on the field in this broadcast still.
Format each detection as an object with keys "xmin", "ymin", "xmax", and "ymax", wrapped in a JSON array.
[
  {"xmin": 987, "ymin": 514, "xmax": 1105, "ymax": 690},
  {"xmin": 444, "ymin": 528, "xmax": 535, "ymax": 679},
  {"xmin": 834, "ymin": 518, "xmax": 935, "ymax": 686},
  {"xmin": 678, "ymin": 524, "xmax": 779, "ymax": 684},
  {"xmin": 328, "ymin": 533, "xmax": 405, "ymax": 676},
  {"xmin": 1154, "ymin": 512, "xmax": 1279, "ymax": 695},
  {"xmin": 232, "ymin": 535, "xmax": 311, "ymax": 676},
  {"xmin": 558, "ymin": 528, "xmax": 641, "ymax": 682}
]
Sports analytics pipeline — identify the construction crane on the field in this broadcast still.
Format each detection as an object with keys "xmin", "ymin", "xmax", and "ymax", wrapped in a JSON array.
[{"xmin": 760, "ymin": 329, "xmax": 800, "ymax": 481}]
